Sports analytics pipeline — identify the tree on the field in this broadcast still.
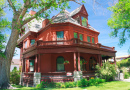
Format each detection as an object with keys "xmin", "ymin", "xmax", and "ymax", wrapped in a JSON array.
[
  {"xmin": 0, "ymin": 0, "xmax": 83, "ymax": 89},
  {"xmin": 107, "ymin": 0, "xmax": 130, "ymax": 49}
]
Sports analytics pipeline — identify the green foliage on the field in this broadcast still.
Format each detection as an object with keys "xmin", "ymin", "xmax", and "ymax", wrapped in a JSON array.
[
  {"xmin": 95, "ymin": 61, "xmax": 117, "ymax": 81},
  {"xmin": 124, "ymin": 72, "xmax": 129, "ymax": 79},
  {"xmin": 117, "ymin": 58, "xmax": 130, "ymax": 68},
  {"xmin": 0, "ymin": 0, "xmax": 10, "ymax": 58},
  {"xmin": 10, "ymin": 67, "xmax": 20, "ymax": 85},
  {"xmin": 107, "ymin": 0, "xmax": 130, "ymax": 48},
  {"xmin": 36, "ymin": 77, "xmax": 106, "ymax": 88}
]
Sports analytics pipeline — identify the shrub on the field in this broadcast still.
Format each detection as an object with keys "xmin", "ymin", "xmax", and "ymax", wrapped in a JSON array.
[
  {"xmin": 36, "ymin": 81, "xmax": 48, "ymax": 88},
  {"xmin": 56, "ymin": 82, "xmax": 62, "ymax": 88},
  {"xmin": 10, "ymin": 67, "xmax": 20, "ymax": 85},
  {"xmin": 48, "ymin": 82, "xmax": 56, "ymax": 88},
  {"xmin": 80, "ymin": 78, "xmax": 88, "ymax": 87},
  {"xmin": 124, "ymin": 72, "xmax": 129, "ymax": 79},
  {"xmin": 95, "ymin": 61, "xmax": 117, "ymax": 81}
]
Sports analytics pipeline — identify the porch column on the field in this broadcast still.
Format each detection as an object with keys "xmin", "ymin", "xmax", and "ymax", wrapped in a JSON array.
[
  {"xmin": 73, "ymin": 52, "xmax": 77, "ymax": 71},
  {"xmin": 114, "ymin": 56, "xmax": 116, "ymax": 65},
  {"xmin": 78, "ymin": 52, "xmax": 81, "ymax": 71},
  {"xmin": 22, "ymin": 58, "xmax": 25, "ymax": 72},
  {"xmin": 98, "ymin": 54, "xmax": 102, "ymax": 66},
  {"xmin": 38, "ymin": 54, "xmax": 41, "ymax": 72},
  {"xmin": 35, "ymin": 55, "xmax": 38, "ymax": 72},
  {"xmin": 101, "ymin": 55, "xmax": 102, "ymax": 66}
]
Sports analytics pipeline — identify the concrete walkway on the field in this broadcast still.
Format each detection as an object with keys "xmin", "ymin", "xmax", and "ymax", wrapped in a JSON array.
[{"xmin": 120, "ymin": 78, "xmax": 130, "ymax": 82}]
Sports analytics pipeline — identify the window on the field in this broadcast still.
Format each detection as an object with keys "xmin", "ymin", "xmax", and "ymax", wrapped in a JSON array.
[
  {"xmin": 29, "ymin": 60, "xmax": 34, "ymax": 72},
  {"xmin": 76, "ymin": 17, "xmax": 80, "ymax": 24},
  {"xmin": 81, "ymin": 16, "xmax": 87, "ymax": 27},
  {"xmin": 74, "ymin": 32, "xmax": 78, "ymax": 38},
  {"xmin": 30, "ymin": 39, "xmax": 35, "ymax": 45},
  {"xmin": 56, "ymin": 31, "xmax": 64, "ymax": 40},
  {"xmin": 57, "ymin": 56, "xmax": 65, "ymax": 71},
  {"xmin": 92, "ymin": 37, "xmax": 95, "ymax": 43},
  {"xmin": 89, "ymin": 57, "xmax": 97, "ymax": 70},
  {"xmin": 87, "ymin": 36, "xmax": 90, "ymax": 42},
  {"xmin": 79, "ymin": 34, "xmax": 83, "ymax": 41},
  {"xmin": 25, "ymin": 41, "xmax": 27, "ymax": 48}
]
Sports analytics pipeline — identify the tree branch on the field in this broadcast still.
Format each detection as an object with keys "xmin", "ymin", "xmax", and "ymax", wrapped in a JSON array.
[
  {"xmin": 7, "ymin": 0, "xmax": 16, "ymax": 13},
  {"xmin": 21, "ymin": 0, "xmax": 80, "ymax": 27}
]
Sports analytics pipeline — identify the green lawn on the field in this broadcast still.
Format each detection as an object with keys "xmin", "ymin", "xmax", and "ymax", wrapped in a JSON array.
[{"xmin": 12, "ymin": 81, "xmax": 130, "ymax": 90}]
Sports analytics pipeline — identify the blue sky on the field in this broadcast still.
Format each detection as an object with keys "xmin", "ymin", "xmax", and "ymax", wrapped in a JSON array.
[{"xmin": 4, "ymin": 0, "xmax": 129, "ymax": 59}]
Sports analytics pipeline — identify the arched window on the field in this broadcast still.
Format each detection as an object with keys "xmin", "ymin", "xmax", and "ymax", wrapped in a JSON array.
[
  {"xmin": 89, "ymin": 57, "xmax": 97, "ymax": 70},
  {"xmin": 57, "ymin": 56, "xmax": 65, "ymax": 71}
]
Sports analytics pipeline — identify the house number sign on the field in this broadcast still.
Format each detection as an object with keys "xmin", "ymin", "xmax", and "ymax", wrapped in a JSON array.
[{"xmin": 66, "ymin": 72, "xmax": 72, "ymax": 76}]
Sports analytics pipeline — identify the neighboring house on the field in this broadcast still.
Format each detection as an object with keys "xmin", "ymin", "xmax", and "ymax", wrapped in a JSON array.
[
  {"xmin": 17, "ymin": 5, "xmax": 116, "ymax": 86},
  {"xmin": 116, "ymin": 55, "xmax": 130, "ymax": 62},
  {"xmin": 10, "ymin": 59, "xmax": 20, "ymax": 71}
]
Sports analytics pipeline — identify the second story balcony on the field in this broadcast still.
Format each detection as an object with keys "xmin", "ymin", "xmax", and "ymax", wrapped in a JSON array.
[{"xmin": 23, "ymin": 38, "xmax": 116, "ymax": 58}]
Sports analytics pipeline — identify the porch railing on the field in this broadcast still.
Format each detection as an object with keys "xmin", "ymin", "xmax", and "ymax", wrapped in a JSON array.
[{"xmin": 24, "ymin": 38, "xmax": 115, "ymax": 52}]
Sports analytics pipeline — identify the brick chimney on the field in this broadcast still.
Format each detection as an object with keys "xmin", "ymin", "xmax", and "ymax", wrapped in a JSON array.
[
  {"xmin": 29, "ymin": 10, "xmax": 36, "ymax": 15},
  {"xmin": 42, "ymin": 19, "xmax": 49, "ymax": 28}
]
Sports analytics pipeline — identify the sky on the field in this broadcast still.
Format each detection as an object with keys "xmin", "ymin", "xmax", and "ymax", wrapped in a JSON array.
[{"xmin": 4, "ymin": 0, "xmax": 130, "ymax": 59}]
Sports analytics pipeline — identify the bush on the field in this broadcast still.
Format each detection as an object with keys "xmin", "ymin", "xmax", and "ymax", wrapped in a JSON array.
[
  {"xmin": 56, "ymin": 82, "xmax": 62, "ymax": 88},
  {"xmin": 10, "ymin": 67, "xmax": 20, "ymax": 85},
  {"xmin": 95, "ymin": 61, "xmax": 117, "ymax": 81},
  {"xmin": 36, "ymin": 81, "xmax": 48, "ymax": 88},
  {"xmin": 124, "ymin": 72, "xmax": 129, "ymax": 79}
]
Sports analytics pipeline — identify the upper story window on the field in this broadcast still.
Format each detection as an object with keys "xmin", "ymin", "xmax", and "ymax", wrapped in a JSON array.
[
  {"xmin": 29, "ymin": 60, "xmax": 34, "ymax": 72},
  {"xmin": 92, "ymin": 37, "xmax": 95, "ymax": 43},
  {"xmin": 76, "ymin": 17, "xmax": 80, "ymax": 24},
  {"xmin": 79, "ymin": 34, "xmax": 83, "ymax": 41},
  {"xmin": 87, "ymin": 36, "xmax": 90, "ymax": 42},
  {"xmin": 30, "ymin": 39, "xmax": 35, "ymax": 45},
  {"xmin": 81, "ymin": 16, "xmax": 87, "ymax": 27},
  {"xmin": 74, "ymin": 32, "xmax": 78, "ymax": 38},
  {"xmin": 25, "ymin": 41, "xmax": 27, "ymax": 48},
  {"xmin": 56, "ymin": 31, "xmax": 64, "ymax": 40}
]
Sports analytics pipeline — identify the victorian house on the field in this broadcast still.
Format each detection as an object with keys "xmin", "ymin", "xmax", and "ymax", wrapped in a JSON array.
[{"xmin": 18, "ymin": 5, "xmax": 116, "ymax": 86}]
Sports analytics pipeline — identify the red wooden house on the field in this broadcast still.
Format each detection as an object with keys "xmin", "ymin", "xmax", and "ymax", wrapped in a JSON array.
[{"xmin": 18, "ymin": 5, "xmax": 116, "ymax": 86}]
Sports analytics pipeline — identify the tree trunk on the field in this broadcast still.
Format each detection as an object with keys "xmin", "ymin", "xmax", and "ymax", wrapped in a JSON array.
[
  {"xmin": 0, "ymin": 58, "xmax": 10, "ymax": 89},
  {"xmin": 0, "ymin": 14, "xmax": 20, "ymax": 89}
]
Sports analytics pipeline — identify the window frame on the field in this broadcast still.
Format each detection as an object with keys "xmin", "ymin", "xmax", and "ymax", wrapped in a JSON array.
[
  {"xmin": 30, "ymin": 39, "xmax": 35, "ymax": 45},
  {"xmin": 79, "ymin": 34, "xmax": 83, "ymax": 41},
  {"xmin": 81, "ymin": 16, "xmax": 87, "ymax": 27},
  {"xmin": 56, "ymin": 31, "xmax": 64, "ymax": 41},
  {"xmin": 92, "ymin": 37, "xmax": 95, "ymax": 43},
  {"xmin": 29, "ymin": 60, "xmax": 34, "ymax": 72},
  {"xmin": 24, "ymin": 41, "xmax": 27, "ymax": 48},
  {"xmin": 74, "ymin": 32, "xmax": 78, "ymax": 38},
  {"xmin": 56, "ymin": 56, "xmax": 65, "ymax": 71},
  {"xmin": 87, "ymin": 36, "xmax": 90, "ymax": 42}
]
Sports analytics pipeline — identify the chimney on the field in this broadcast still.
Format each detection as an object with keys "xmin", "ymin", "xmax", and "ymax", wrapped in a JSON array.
[
  {"xmin": 42, "ymin": 19, "xmax": 49, "ymax": 28},
  {"xmin": 29, "ymin": 10, "xmax": 36, "ymax": 15}
]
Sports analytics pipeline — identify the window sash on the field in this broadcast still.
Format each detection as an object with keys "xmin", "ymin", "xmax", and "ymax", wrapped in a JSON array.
[
  {"xmin": 92, "ymin": 37, "xmax": 95, "ymax": 43},
  {"xmin": 81, "ymin": 16, "xmax": 87, "ymax": 27},
  {"xmin": 56, "ymin": 31, "xmax": 64, "ymax": 40},
  {"xmin": 25, "ymin": 41, "xmax": 27, "ymax": 48},
  {"xmin": 74, "ymin": 32, "xmax": 78, "ymax": 38},
  {"xmin": 79, "ymin": 34, "xmax": 83, "ymax": 41},
  {"xmin": 31, "ymin": 39, "xmax": 35, "ymax": 45},
  {"xmin": 87, "ymin": 36, "xmax": 90, "ymax": 42}
]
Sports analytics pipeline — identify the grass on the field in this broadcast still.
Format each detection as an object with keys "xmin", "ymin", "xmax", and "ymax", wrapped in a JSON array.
[{"xmin": 11, "ymin": 81, "xmax": 130, "ymax": 90}]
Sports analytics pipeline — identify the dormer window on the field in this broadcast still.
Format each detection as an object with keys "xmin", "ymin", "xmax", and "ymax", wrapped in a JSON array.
[
  {"xmin": 81, "ymin": 16, "xmax": 87, "ymax": 27},
  {"xmin": 76, "ymin": 17, "xmax": 80, "ymax": 24}
]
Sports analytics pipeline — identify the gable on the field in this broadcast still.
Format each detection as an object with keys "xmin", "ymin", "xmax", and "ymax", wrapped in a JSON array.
[{"xmin": 80, "ymin": 5, "xmax": 88, "ymax": 16}]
